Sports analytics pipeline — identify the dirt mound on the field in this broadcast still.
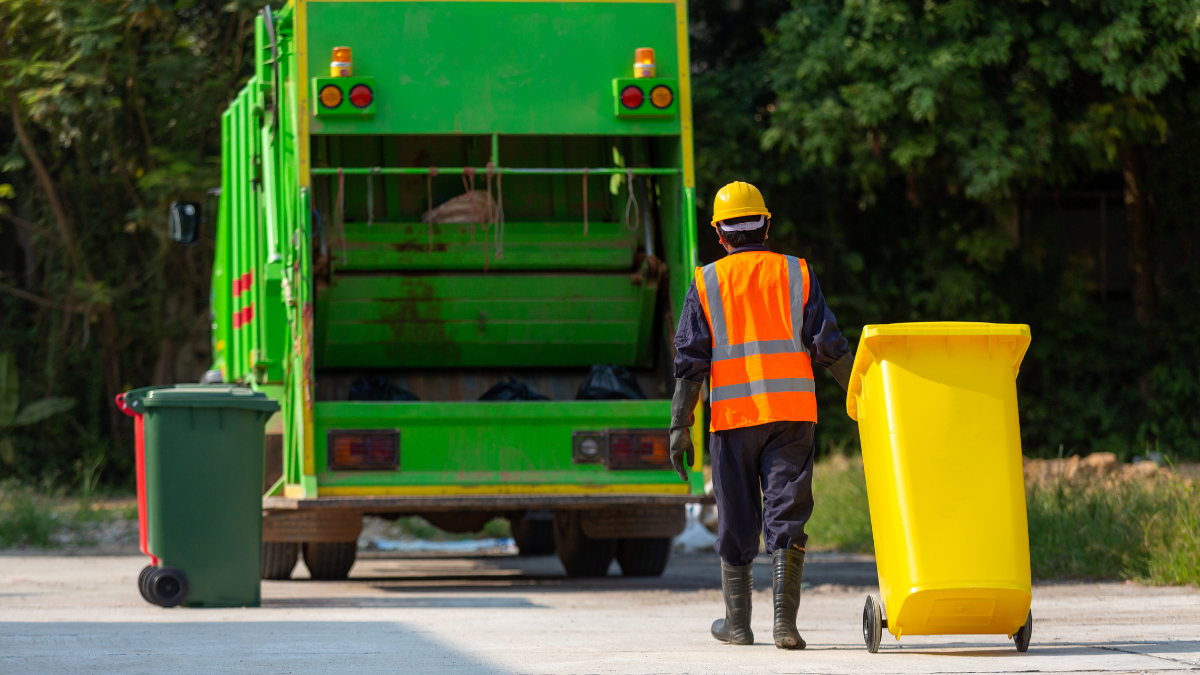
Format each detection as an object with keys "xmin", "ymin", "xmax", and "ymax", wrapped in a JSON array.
[{"xmin": 1024, "ymin": 452, "xmax": 1166, "ymax": 486}]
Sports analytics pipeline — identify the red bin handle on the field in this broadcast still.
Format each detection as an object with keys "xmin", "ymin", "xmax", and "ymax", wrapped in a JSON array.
[{"xmin": 115, "ymin": 393, "xmax": 138, "ymax": 418}]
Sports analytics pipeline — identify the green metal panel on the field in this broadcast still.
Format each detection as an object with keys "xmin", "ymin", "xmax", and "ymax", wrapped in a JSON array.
[
  {"xmin": 210, "ymin": 2, "xmax": 703, "ymax": 498},
  {"xmin": 319, "ymin": 273, "xmax": 655, "ymax": 368},
  {"xmin": 314, "ymin": 400, "xmax": 675, "ymax": 486},
  {"xmin": 306, "ymin": 1, "xmax": 682, "ymax": 135},
  {"xmin": 336, "ymin": 220, "xmax": 636, "ymax": 271}
]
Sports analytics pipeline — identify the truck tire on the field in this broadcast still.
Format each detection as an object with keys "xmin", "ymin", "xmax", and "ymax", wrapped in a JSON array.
[
  {"xmin": 262, "ymin": 542, "xmax": 299, "ymax": 580},
  {"xmin": 616, "ymin": 537, "xmax": 673, "ymax": 577},
  {"xmin": 553, "ymin": 510, "xmax": 616, "ymax": 577},
  {"xmin": 302, "ymin": 542, "xmax": 357, "ymax": 580},
  {"xmin": 512, "ymin": 511, "xmax": 556, "ymax": 556}
]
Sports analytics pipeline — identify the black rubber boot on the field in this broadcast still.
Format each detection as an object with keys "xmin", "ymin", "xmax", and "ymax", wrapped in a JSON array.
[
  {"xmin": 711, "ymin": 562, "xmax": 754, "ymax": 645},
  {"xmin": 772, "ymin": 547, "xmax": 806, "ymax": 649}
]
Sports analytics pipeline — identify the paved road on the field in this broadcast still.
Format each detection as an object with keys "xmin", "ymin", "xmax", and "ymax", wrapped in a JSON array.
[{"xmin": 2, "ymin": 551, "xmax": 1198, "ymax": 674}]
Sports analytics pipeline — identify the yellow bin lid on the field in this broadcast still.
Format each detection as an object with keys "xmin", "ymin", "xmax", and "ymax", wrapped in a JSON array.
[{"xmin": 845, "ymin": 322, "xmax": 1031, "ymax": 421}]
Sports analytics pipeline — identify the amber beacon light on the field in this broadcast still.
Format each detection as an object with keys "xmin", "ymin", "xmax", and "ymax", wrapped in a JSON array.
[
  {"xmin": 634, "ymin": 48, "xmax": 655, "ymax": 78},
  {"xmin": 331, "ymin": 46, "xmax": 353, "ymax": 77}
]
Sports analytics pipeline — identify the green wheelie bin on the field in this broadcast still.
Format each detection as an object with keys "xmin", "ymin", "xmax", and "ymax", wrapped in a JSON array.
[{"xmin": 116, "ymin": 384, "xmax": 279, "ymax": 607}]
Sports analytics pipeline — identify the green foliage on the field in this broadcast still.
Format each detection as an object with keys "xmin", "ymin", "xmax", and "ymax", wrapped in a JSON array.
[
  {"xmin": 765, "ymin": 0, "xmax": 1200, "ymax": 205},
  {"xmin": 0, "ymin": 351, "xmax": 75, "ymax": 465},
  {"xmin": 807, "ymin": 454, "xmax": 874, "ymax": 553},
  {"xmin": 688, "ymin": 0, "xmax": 1200, "ymax": 460},
  {"xmin": 0, "ymin": 480, "xmax": 57, "ymax": 547},
  {"xmin": 0, "ymin": 0, "xmax": 269, "ymax": 487}
]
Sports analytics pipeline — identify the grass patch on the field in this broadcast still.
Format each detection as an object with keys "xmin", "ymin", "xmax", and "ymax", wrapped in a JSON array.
[
  {"xmin": 808, "ymin": 455, "xmax": 874, "ymax": 553},
  {"xmin": 1028, "ymin": 475, "xmax": 1200, "ymax": 584},
  {"xmin": 806, "ymin": 454, "xmax": 1199, "ymax": 585},
  {"xmin": 0, "ymin": 482, "xmax": 59, "ymax": 547}
]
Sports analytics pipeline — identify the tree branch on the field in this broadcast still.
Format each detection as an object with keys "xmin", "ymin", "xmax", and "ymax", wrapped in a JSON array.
[{"xmin": 0, "ymin": 282, "xmax": 76, "ymax": 311}]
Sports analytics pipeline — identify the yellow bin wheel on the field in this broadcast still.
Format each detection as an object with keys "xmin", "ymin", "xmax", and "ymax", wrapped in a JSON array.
[{"xmin": 863, "ymin": 594, "xmax": 883, "ymax": 653}]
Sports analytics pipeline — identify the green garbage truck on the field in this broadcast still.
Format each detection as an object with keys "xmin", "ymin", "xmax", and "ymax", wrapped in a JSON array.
[{"xmin": 172, "ymin": 0, "xmax": 705, "ymax": 579}]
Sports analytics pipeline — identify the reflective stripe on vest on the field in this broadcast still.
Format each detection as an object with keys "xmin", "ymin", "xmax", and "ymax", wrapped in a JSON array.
[{"xmin": 696, "ymin": 252, "xmax": 817, "ymax": 431}]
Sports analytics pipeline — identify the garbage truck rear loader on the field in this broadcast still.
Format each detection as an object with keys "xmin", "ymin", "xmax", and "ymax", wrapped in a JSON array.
[{"xmin": 199, "ymin": 0, "xmax": 706, "ymax": 578}]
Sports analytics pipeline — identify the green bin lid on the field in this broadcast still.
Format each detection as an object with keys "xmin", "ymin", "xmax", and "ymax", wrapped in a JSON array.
[{"xmin": 123, "ymin": 384, "xmax": 280, "ymax": 412}]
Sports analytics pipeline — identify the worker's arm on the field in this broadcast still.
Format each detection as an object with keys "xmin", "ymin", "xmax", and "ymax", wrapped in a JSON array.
[
  {"xmin": 800, "ymin": 267, "xmax": 854, "ymax": 391},
  {"xmin": 673, "ymin": 282, "xmax": 712, "ymax": 383},
  {"xmin": 668, "ymin": 282, "xmax": 710, "ymax": 481}
]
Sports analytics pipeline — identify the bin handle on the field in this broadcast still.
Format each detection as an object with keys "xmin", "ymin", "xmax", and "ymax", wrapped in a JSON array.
[{"xmin": 115, "ymin": 393, "xmax": 138, "ymax": 418}]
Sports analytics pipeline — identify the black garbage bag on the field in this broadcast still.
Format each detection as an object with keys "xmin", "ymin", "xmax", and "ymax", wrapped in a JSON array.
[
  {"xmin": 479, "ymin": 377, "xmax": 549, "ymax": 401},
  {"xmin": 575, "ymin": 365, "xmax": 645, "ymax": 400},
  {"xmin": 348, "ymin": 376, "xmax": 419, "ymax": 401}
]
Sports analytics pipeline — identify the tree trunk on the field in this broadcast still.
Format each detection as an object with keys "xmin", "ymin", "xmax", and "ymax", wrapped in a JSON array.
[
  {"xmin": 7, "ymin": 91, "xmax": 125, "ymax": 440},
  {"xmin": 1122, "ymin": 146, "xmax": 1156, "ymax": 327}
]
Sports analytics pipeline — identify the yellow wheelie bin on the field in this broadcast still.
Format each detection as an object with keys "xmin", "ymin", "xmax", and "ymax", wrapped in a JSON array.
[{"xmin": 846, "ymin": 322, "xmax": 1033, "ymax": 653}]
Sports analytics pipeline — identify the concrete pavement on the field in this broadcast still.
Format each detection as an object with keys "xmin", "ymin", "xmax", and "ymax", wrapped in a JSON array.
[{"xmin": 2, "ymin": 551, "xmax": 1198, "ymax": 674}]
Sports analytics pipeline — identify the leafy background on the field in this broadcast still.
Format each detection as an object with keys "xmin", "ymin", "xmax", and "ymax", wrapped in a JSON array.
[{"xmin": 2, "ymin": 0, "xmax": 1199, "ymax": 491}]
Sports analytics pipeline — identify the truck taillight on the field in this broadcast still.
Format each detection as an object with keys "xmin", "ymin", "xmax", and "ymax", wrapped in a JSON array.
[
  {"xmin": 327, "ymin": 430, "xmax": 399, "ymax": 470},
  {"xmin": 349, "ymin": 84, "xmax": 374, "ymax": 108},
  {"xmin": 650, "ymin": 85, "xmax": 674, "ymax": 109},
  {"xmin": 620, "ymin": 85, "xmax": 644, "ymax": 110},
  {"xmin": 605, "ymin": 430, "xmax": 670, "ymax": 469},
  {"xmin": 319, "ymin": 84, "xmax": 343, "ymax": 109}
]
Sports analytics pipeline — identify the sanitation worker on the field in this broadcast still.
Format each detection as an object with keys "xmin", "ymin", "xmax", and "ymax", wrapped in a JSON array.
[{"xmin": 669, "ymin": 181, "xmax": 853, "ymax": 649}]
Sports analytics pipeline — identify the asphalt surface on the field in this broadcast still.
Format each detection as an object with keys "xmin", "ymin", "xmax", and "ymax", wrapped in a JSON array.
[{"xmin": 2, "ymin": 551, "xmax": 1198, "ymax": 674}]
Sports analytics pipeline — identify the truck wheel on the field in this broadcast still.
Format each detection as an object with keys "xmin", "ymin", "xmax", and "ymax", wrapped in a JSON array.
[
  {"xmin": 262, "ymin": 542, "xmax": 299, "ymax": 580},
  {"xmin": 512, "ymin": 511, "xmax": 556, "ymax": 556},
  {"xmin": 302, "ymin": 542, "xmax": 357, "ymax": 580},
  {"xmin": 145, "ymin": 566, "xmax": 189, "ymax": 608},
  {"xmin": 553, "ymin": 511, "xmax": 616, "ymax": 577},
  {"xmin": 616, "ymin": 537, "xmax": 673, "ymax": 577}
]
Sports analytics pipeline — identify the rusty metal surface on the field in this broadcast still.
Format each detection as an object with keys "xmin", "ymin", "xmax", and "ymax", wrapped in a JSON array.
[{"xmin": 264, "ymin": 492, "xmax": 710, "ymax": 513}]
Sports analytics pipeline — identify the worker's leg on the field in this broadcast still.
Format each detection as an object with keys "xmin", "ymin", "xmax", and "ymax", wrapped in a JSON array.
[
  {"xmin": 710, "ymin": 425, "xmax": 770, "ymax": 566},
  {"xmin": 758, "ymin": 421, "xmax": 816, "ymax": 650},
  {"xmin": 709, "ymin": 425, "xmax": 769, "ymax": 645},
  {"xmin": 759, "ymin": 421, "xmax": 816, "ymax": 553}
]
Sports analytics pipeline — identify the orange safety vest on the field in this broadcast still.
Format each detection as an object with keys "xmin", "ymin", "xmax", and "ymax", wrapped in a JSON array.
[{"xmin": 695, "ymin": 251, "xmax": 817, "ymax": 431}]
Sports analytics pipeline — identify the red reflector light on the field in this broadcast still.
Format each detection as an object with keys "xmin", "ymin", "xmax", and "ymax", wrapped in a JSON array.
[
  {"xmin": 605, "ymin": 430, "xmax": 670, "ymax": 469},
  {"xmin": 327, "ymin": 430, "xmax": 399, "ymax": 470},
  {"xmin": 349, "ymin": 84, "xmax": 374, "ymax": 108},
  {"xmin": 620, "ymin": 85, "xmax": 644, "ymax": 110}
]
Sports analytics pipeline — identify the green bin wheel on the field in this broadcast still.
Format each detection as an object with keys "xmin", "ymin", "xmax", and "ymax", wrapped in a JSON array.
[
  {"xmin": 303, "ymin": 542, "xmax": 357, "ymax": 580},
  {"xmin": 138, "ymin": 565, "xmax": 154, "ymax": 602},
  {"xmin": 553, "ymin": 511, "xmax": 615, "ymax": 577},
  {"xmin": 1014, "ymin": 610, "xmax": 1033, "ymax": 652},
  {"xmin": 262, "ymin": 542, "xmax": 299, "ymax": 580},
  {"xmin": 615, "ymin": 537, "xmax": 672, "ymax": 577},
  {"xmin": 863, "ymin": 594, "xmax": 883, "ymax": 653},
  {"xmin": 145, "ymin": 565, "xmax": 189, "ymax": 608}
]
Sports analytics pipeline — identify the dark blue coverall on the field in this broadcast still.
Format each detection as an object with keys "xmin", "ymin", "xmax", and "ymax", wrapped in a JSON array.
[{"xmin": 673, "ymin": 243, "xmax": 851, "ymax": 567}]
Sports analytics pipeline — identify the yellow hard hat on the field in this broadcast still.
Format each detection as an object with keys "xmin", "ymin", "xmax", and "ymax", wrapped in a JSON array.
[{"xmin": 711, "ymin": 181, "xmax": 770, "ymax": 225}]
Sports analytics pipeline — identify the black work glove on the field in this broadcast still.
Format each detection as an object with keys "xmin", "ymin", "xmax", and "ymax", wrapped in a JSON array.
[
  {"xmin": 828, "ymin": 353, "xmax": 854, "ymax": 392},
  {"xmin": 669, "ymin": 379, "xmax": 703, "ymax": 482}
]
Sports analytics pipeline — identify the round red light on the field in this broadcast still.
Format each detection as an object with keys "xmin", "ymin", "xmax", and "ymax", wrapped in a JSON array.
[
  {"xmin": 620, "ymin": 85, "xmax": 644, "ymax": 110},
  {"xmin": 349, "ymin": 84, "xmax": 373, "ymax": 109}
]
